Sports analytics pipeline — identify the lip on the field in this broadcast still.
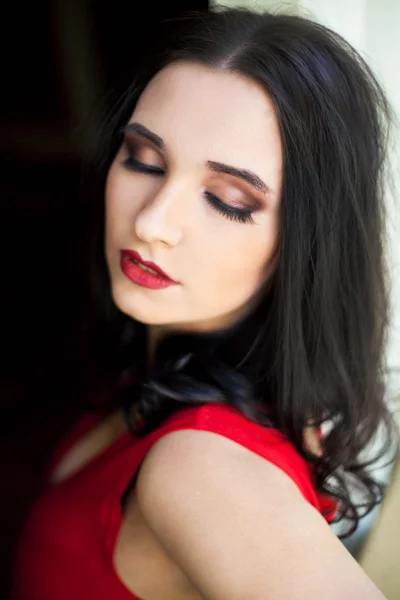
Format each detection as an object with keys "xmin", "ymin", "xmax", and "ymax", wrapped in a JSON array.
[{"xmin": 120, "ymin": 249, "xmax": 178, "ymax": 290}]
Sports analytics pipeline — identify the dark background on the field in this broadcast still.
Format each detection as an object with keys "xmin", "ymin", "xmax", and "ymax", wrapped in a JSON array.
[{"xmin": 0, "ymin": 1, "xmax": 207, "ymax": 596}]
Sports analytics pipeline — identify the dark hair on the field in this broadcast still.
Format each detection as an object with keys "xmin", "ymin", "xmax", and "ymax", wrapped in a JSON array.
[{"xmin": 87, "ymin": 6, "xmax": 398, "ymax": 536}]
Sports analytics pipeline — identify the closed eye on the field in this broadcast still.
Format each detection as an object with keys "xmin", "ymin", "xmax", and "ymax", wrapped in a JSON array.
[
  {"xmin": 121, "ymin": 155, "xmax": 165, "ymax": 175},
  {"xmin": 205, "ymin": 192, "xmax": 255, "ymax": 224},
  {"xmin": 121, "ymin": 151, "xmax": 256, "ymax": 225}
]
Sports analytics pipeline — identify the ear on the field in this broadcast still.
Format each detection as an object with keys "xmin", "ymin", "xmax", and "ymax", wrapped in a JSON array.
[{"xmin": 303, "ymin": 425, "xmax": 323, "ymax": 457}]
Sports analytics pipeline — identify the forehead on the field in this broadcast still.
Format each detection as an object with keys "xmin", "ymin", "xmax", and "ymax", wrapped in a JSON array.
[{"xmin": 131, "ymin": 62, "xmax": 282, "ymax": 184}]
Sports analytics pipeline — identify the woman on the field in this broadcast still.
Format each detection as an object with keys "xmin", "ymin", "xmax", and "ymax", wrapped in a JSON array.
[{"xmin": 13, "ymin": 6, "xmax": 397, "ymax": 599}]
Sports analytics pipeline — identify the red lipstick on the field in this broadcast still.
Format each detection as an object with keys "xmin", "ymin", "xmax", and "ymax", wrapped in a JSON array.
[{"xmin": 120, "ymin": 250, "xmax": 178, "ymax": 290}]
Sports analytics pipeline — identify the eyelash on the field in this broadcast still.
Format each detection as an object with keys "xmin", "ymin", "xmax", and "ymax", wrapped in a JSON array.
[{"xmin": 121, "ymin": 155, "xmax": 255, "ymax": 225}]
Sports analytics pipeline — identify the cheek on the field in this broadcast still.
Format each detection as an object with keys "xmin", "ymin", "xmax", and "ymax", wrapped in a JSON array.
[
  {"xmin": 105, "ymin": 166, "xmax": 120, "ymax": 231},
  {"xmin": 104, "ymin": 168, "xmax": 131, "ymax": 265},
  {"xmin": 210, "ymin": 218, "xmax": 279, "ymax": 285},
  {"xmin": 105, "ymin": 167, "xmax": 138, "ymax": 239}
]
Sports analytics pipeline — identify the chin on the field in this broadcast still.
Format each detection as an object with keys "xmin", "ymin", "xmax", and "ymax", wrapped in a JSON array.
[{"xmin": 110, "ymin": 284, "xmax": 176, "ymax": 325}]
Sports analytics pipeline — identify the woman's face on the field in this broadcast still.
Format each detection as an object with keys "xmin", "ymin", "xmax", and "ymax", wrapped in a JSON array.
[{"xmin": 105, "ymin": 62, "xmax": 282, "ymax": 335}]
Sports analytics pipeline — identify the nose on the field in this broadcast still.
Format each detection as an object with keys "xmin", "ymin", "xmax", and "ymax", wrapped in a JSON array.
[{"xmin": 134, "ymin": 183, "xmax": 184, "ymax": 248}]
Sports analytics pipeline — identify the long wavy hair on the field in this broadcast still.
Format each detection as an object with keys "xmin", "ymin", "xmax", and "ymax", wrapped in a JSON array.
[{"xmin": 86, "ymin": 6, "xmax": 398, "ymax": 536}]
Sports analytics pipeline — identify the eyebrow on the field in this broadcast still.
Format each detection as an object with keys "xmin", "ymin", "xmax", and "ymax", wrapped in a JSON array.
[
  {"xmin": 122, "ymin": 122, "xmax": 271, "ymax": 197},
  {"xmin": 123, "ymin": 122, "xmax": 165, "ymax": 151},
  {"xmin": 205, "ymin": 161, "xmax": 270, "ymax": 196}
]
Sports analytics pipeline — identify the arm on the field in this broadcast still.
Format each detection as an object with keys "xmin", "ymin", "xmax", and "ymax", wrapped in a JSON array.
[{"xmin": 136, "ymin": 428, "xmax": 387, "ymax": 600}]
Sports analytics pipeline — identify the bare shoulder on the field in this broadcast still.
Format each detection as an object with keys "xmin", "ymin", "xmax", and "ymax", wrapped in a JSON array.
[{"xmin": 136, "ymin": 428, "xmax": 387, "ymax": 600}]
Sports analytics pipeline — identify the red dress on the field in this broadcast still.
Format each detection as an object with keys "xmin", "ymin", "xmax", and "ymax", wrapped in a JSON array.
[{"xmin": 12, "ymin": 403, "xmax": 338, "ymax": 600}]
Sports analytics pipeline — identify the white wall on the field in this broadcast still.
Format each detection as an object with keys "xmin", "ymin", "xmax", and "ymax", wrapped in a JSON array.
[
  {"xmin": 298, "ymin": 0, "xmax": 400, "ymax": 395},
  {"xmin": 363, "ymin": 0, "xmax": 400, "ymax": 391}
]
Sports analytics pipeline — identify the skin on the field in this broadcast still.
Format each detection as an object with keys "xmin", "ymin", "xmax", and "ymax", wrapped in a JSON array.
[
  {"xmin": 52, "ymin": 62, "xmax": 386, "ymax": 599},
  {"xmin": 105, "ymin": 61, "xmax": 283, "ymax": 353},
  {"xmin": 104, "ymin": 60, "xmax": 322, "ymax": 450},
  {"xmin": 133, "ymin": 428, "xmax": 387, "ymax": 599}
]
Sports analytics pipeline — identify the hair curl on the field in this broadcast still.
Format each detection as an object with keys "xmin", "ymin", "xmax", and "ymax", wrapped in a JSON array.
[{"xmin": 87, "ymin": 6, "xmax": 398, "ymax": 537}]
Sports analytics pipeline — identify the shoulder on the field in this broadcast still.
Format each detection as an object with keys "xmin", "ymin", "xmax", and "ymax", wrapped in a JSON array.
[
  {"xmin": 135, "ymin": 428, "xmax": 385, "ymax": 600},
  {"xmin": 136, "ymin": 426, "xmax": 303, "ymax": 528}
]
